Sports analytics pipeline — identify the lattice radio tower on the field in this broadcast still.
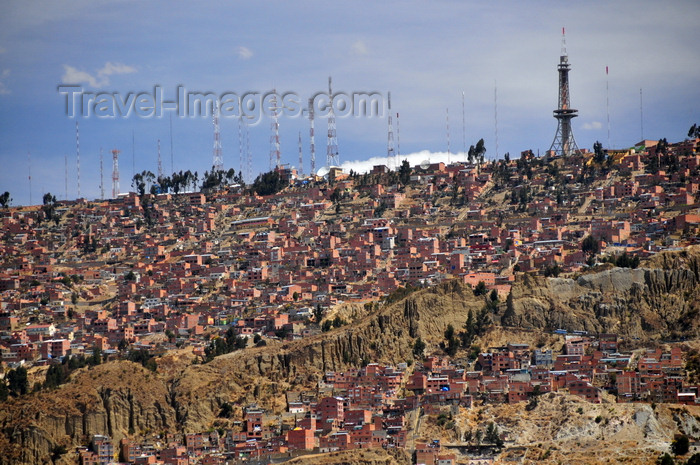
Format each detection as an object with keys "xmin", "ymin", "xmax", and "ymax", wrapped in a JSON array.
[
  {"xmin": 298, "ymin": 132, "xmax": 303, "ymax": 176},
  {"xmin": 99, "ymin": 148, "xmax": 104, "ymax": 200},
  {"xmin": 308, "ymin": 97, "xmax": 316, "ymax": 175},
  {"xmin": 212, "ymin": 102, "xmax": 223, "ymax": 171},
  {"xmin": 157, "ymin": 139, "xmax": 163, "ymax": 179},
  {"xmin": 396, "ymin": 112, "xmax": 401, "ymax": 157},
  {"xmin": 76, "ymin": 121, "xmax": 81, "ymax": 198},
  {"xmin": 446, "ymin": 107, "xmax": 451, "ymax": 164},
  {"xmin": 549, "ymin": 27, "xmax": 579, "ymax": 156},
  {"xmin": 387, "ymin": 92, "xmax": 396, "ymax": 170},
  {"xmin": 326, "ymin": 77, "xmax": 339, "ymax": 167},
  {"xmin": 111, "ymin": 149, "xmax": 120, "ymax": 199},
  {"xmin": 269, "ymin": 90, "xmax": 281, "ymax": 170}
]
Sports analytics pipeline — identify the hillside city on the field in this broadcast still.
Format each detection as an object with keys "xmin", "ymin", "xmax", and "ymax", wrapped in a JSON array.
[{"xmin": 2, "ymin": 133, "xmax": 700, "ymax": 465}]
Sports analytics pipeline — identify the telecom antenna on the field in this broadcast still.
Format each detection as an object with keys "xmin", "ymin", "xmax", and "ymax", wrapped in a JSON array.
[
  {"xmin": 549, "ymin": 27, "xmax": 579, "ymax": 157},
  {"xmin": 308, "ymin": 97, "xmax": 316, "ymax": 174},
  {"xmin": 213, "ymin": 101, "xmax": 223, "ymax": 171},
  {"xmin": 326, "ymin": 77, "xmax": 339, "ymax": 167},
  {"xmin": 269, "ymin": 90, "xmax": 281, "ymax": 170},
  {"xmin": 238, "ymin": 116, "xmax": 244, "ymax": 178},
  {"xmin": 494, "ymin": 81, "xmax": 499, "ymax": 160},
  {"xmin": 387, "ymin": 92, "xmax": 395, "ymax": 170},
  {"xmin": 65, "ymin": 154, "xmax": 68, "ymax": 200},
  {"xmin": 157, "ymin": 139, "xmax": 163, "ymax": 179},
  {"xmin": 245, "ymin": 118, "xmax": 251, "ymax": 183},
  {"xmin": 131, "ymin": 130, "xmax": 135, "ymax": 180},
  {"xmin": 298, "ymin": 131, "xmax": 303, "ymax": 176},
  {"xmin": 640, "ymin": 88, "xmax": 644, "ymax": 141},
  {"xmin": 606, "ymin": 66, "xmax": 611, "ymax": 149},
  {"xmin": 396, "ymin": 112, "xmax": 401, "ymax": 157},
  {"xmin": 169, "ymin": 113, "xmax": 174, "ymax": 174},
  {"xmin": 462, "ymin": 91, "xmax": 467, "ymax": 157},
  {"xmin": 111, "ymin": 149, "xmax": 120, "ymax": 199},
  {"xmin": 446, "ymin": 107, "xmax": 451, "ymax": 164},
  {"xmin": 76, "ymin": 121, "xmax": 81, "ymax": 198},
  {"xmin": 27, "ymin": 151, "xmax": 32, "ymax": 205},
  {"xmin": 99, "ymin": 148, "xmax": 104, "ymax": 200}
]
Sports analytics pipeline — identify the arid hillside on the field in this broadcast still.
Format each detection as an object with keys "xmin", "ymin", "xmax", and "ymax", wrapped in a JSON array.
[{"xmin": 1, "ymin": 248, "xmax": 699, "ymax": 464}]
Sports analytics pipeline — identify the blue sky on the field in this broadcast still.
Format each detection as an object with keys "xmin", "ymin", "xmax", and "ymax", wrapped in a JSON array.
[{"xmin": 1, "ymin": 1, "xmax": 699, "ymax": 206}]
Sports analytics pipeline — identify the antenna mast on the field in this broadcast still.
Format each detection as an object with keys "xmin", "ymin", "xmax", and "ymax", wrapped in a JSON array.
[
  {"xmin": 99, "ymin": 148, "xmax": 104, "ymax": 200},
  {"xmin": 169, "ymin": 113, "xmax": 174, "ymax": 174},
  {"xmin": 269, "ymin": 90, "xmax": 281, "ymax": 170},
  {"xmin": 213, "ymin": 102, "xmax": 223, "ymax": 171},
  {"xmin": 157, "ymin": 139, "xmax": 163, "ymax": 179},
  {"xmin": 606, "ymin": 66, "xmax": 611, "ymax": 149},
  {"xmin": 326, "ymin": 77, "xmax": 339, "ymax": 167},
  {"xmin": 65, "ymin": 154, "xmax": 68, "ymax": 200},
  {"xmin": 387, "ymin": 92, "xmax": 395, "ymax": 170},
  {"xmin": 396, "ymin": 112, "xmax": 401, "ymax": 157},
  {"xmin": 308, "ymin": 98, "xmax": 316, "ymax": 174},
  {"xmin": 446, "ymin": 107, "xmax": 451, "ymax": 164},
  {"xmin": 246, "ymin": 118, "xmax": 251, "ymax": 183},
  {"xmin": 27, "ymin": 151, "xmax": 32, "ymax": 206},
  {"xmin": 111, "ymin": 149, "xmax": 120, "ymax": 199},
  {"xmin": 640, "ymin": 88, "xmax": 644, "ymax": 141},
  {"xmin": 239, "ymin": 116, "xmax": 244, "ymax": 179},
  {"xmin": 76, "ymin": 121, "xmax": 81, "ymax": 198},
  {"xmin": 462, "ymin": 91, "xmax": 466, "ymax": 157},
  {"xmin": 298, "ymin": 131, "xmax": 303, "ymax": 176},
  {"xmin": 494, "ymin": 81, "xmax": 499, "ymax": 160},
  {"xmin": 549, "ymin": 27, "xmax": 579, "ymax": 156}
]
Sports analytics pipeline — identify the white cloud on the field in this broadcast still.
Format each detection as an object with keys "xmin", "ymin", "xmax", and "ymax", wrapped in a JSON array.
[
  {"xmin": 61, "ymin": 61, "xmax": 136, "ymax": 87},
  {"xmin": 582, "ymin": 121, "xmax": 603, "ymax": 130},
  {"xmin": 0, "ymin": 69, "xmax": 10, "ymax": 95},
  {"xmin": 351, "ymin": 40, "xmax": 368, "ymax": 56},
  {"xmin": 339, "ymin": 150, "xmax": 468, "ymax": 175},
  {"xmin": 236, "ymin": 46, "xmax": 253, "ymax": 60},
  {"xmin": 98, "ymin": 61, "xmax": 136, "ymax": 77}
]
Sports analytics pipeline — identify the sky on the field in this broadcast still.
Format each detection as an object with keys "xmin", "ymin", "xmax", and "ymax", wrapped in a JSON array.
[{"xmin": 0, "ymin": 0, "xmax": 699, "ymax": 206}]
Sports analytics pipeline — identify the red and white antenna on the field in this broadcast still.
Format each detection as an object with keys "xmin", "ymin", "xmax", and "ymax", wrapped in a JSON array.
[{"xmin": 76, "ymin": 121, "xmax": 81, "ymax": 198}]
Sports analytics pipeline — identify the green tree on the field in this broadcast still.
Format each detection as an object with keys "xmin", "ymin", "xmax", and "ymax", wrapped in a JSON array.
[
  {"xmin": 688, "ymin": 123, "xmax": 700, "ymax": 139},
  {"xmin": 398, "ymin": 159, "xmax": 411, "ymax": 185},
  {"xmin": 686, "ymin": 453, "xmax": 700, "ymax": 465},
  {"xmin": 671, "ymin": 434, "xmax": 689, "ymax": 456},
  {"xmin": 582, "ymin": 235, "xmax": 599, "ymax": 257},
  {"xmin": 593, "ymin": 141, "xmax": 606, "ymax": 163},
  {"xmin": 0, "ymin": 191, "xmax": 11, "ymax": 208},
  {"xmin": 473, "ymin": 281, "xmax": 487, "ymax": 296},
  {"xmin": 658, "ymin": 453, "xmax": 674, "ymax": 465},
  {"xmin": 0, "ymin": 378, "xmax": 8, "ymax": 401},
  {"xmin": 314, "ymin": 304, "xmax": 323, "ymax": 323},
  {"xmin": 8, "ymin": 366, "xmax": 28, "ymax": 396},
  {"xmin": 413, "ymin": 337, "xmax": 426, "ymax": 358}
]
